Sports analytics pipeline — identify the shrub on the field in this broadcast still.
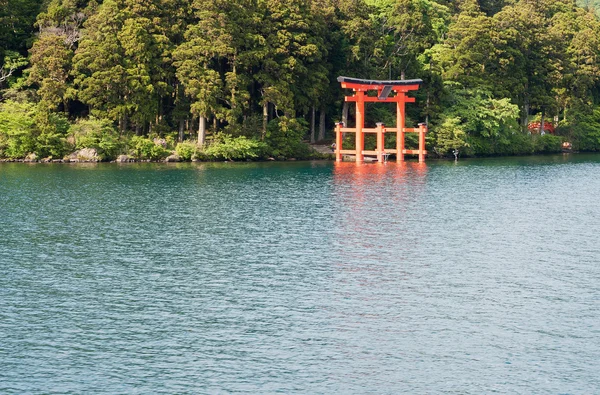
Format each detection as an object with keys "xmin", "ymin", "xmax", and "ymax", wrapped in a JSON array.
[
  {"xmin": 223, "ymin": 114, "xmax": 264, "ymax": 138},
  {"xmin": 265, "ymin": 117, "xmax": 313, "ymax": 159},
  {"xmin": 70, "ymin": 117, "xmax": 122, "ymax": 160},
  {"xmin": 129, "ymin": 135, "xmax": 170, "ymax": 160},
  {"xmin": 35, "ymin": 110, "xmax": 72, "ymax": 158},
  {"xmin": 432, "ymin": 115, "xmax": 467, "ymax": 157},
  {"xmin": 175, "ymin": 141, "xmax": 197, "ymax": 161},
  {"xmin": 204, "ymin": 133, "xmax": 268, "ymax": 161},
  {"xmin": 533, "ymin": 134, "xmax": 562, "ymax": 153},
  {"xmin": 0, "ymin": 100, "xmax": 37, "ymax": 158},
  {"xmin": 560, "ymin": 107, "xmax": 600, "ymax": 151}
]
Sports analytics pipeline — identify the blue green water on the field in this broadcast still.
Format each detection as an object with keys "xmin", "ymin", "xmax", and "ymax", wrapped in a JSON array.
[{"xmin": 1, "ymin": 155, "xmax": 599, "ymax": 393}]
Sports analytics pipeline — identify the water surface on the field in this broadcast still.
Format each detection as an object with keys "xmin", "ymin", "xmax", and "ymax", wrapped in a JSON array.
[{"xmin": 1, "ymin": 155, "xmax": 599, "ymax": 393}]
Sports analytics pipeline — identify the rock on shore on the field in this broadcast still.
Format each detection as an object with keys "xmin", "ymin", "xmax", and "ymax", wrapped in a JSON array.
[{"xmin": 165, "ymin": 154, "xmax": 181, "ymax": 162}]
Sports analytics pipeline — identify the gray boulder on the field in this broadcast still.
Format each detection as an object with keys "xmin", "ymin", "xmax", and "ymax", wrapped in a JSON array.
[
  {"xmin": 77, "ymin": 148, "xmax": 99, "ymax": 162},
  {"xmin": 116, "ymin": 154, "xmax": 132, "ymax": 163},
  {"xmin": 165, "ymin": 154, "xmax": 181, "ymax": 162},
  {"xmin": 24, "ymin": 153, "xmax": 38, "ymax": 162}
]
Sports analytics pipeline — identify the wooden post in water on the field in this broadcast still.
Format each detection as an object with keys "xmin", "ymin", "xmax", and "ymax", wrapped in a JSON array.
[
  {"xmin": 418, "ymin": 123, "xmax": 427, "ymax": 163},
  {"xmin": 355, "ymin": 90, "xmax": 365, "ymax": 163},
  {"xmin": 335, "ymin": 122, "xmax": 343, "ymax": 162},
  {"xmin": 376, "ymin": 122, "xmax": 385, "ymax": 163},
  {"xmin": 397, "ymin": 92, "xmax": 406, "ymax": 162}
]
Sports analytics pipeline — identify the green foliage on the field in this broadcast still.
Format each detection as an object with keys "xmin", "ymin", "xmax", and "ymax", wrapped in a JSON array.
[
  {"xmin": 175, "ymin": 141, "xmax": 197, "ymax": 161},
  {"xmin": 432, "ymin": 116, "xmax": 468, "ymax": 156},
  {"xmin": 533, "ymin": 134, "xmax": 563, "ymax": 153},
  {"xmin": 432, "ymin": 84, "xmax": 520, "ymax": 156},
  {"xmin": 129, "ymin": 135, "xmax": 170, "ymax": 160},
  {"xmin": 0, "ymin": 0, "xmax": 42, "ymax": 58},
  {"xmin": 223, "ymin": 115, "xmax": 263, "ymax": 138},
  {"xmin": 560, "ymin": 106, "xmax": 600, "ymax": 151},
  {"xmin": 1, "ymin": 51, "xmax": 28, "ymax": 88},
  {"xmin": 0, "ymin": 100, "xmax": 72, "ymax": 158},
  {"xmin": 0, "ymin": 100, "xmax": 37, "ymax": 158},
  {"xmin": 468, "ymin": 129, "xmax": 534, "ymax": 156},
  {"xmin": 577, "ymin": 0, "xmax": 600, "ymax": 16},
  {"xmin": 203, "ymin": 133, "xmax": 268, "ymax": 161},
  {"xmin": 4, "ymin": 0, "xmax": 600, "ymax": 161},
  {"xmin": 70, "ymin": 117, "xmax": 123, "ymax": 160},
  {"xmin": 28, "ymin": 33, "xmax": 73, "ymax": 110},
  {"xmin": 265, "ymin": 117, "xmax": 314, "ymax": 159},
  {"xmin": 35, "ymin": 109, "xmax": 72, "ymax": 158}
]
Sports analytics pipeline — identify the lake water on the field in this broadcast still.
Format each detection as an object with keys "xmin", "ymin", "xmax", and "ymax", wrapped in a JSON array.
[{"xmin": 1, "ymin": 155, "xmax": 599, "ymax": 393}]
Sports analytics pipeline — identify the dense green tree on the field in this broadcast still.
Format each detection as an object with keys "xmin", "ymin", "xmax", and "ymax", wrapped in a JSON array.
[
  {"xmin": 479, "ymin": 0, "xmax": 510, "ymax": 15},
  {"xmin": 0, "ymin": 0, "xmax": 41, "ymax": 89},
  {"xmin": 0, "ymin": 100, "xmax": 37, "ymax": 158},
  {"xmin": 4, "ymin": 0, "xmax": 600, "ymax": 159},
  {"xmin": 432, "ymin": 84, "xmax": 520, "ymax": 156},
  {"xmin": 257, "ymin": 0, "xmax": 329, "ymax": 136},
  {"xmin": 429, "ymin": 8, "xmax": 496, "ymax": 90},
  {"xmin": 72, "ymin": 0, "xmax": 176, "ymax": 132},
  {"xmin": 28, "ymin": 33, "xmax": 73, "ymax": 110},
  {"xmin": 370, "ymin": 0, "xmax": 449, "ymax": 79},
  {"xmin": 173, "ymin": 0, "xmax": 243, "ymax": 144},
  {"xmin": 72, "ymin": 0, "xmax": 129, "ymax": 127},
  {"xmin": 0, "ymin": 0, "xmax": 41, "ymax": 57}
]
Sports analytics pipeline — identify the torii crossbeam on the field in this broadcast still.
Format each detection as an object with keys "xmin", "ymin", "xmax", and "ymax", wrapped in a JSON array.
[{"xmin": 335, "ymin": 76, "xmax": 428, "ymax": 163}]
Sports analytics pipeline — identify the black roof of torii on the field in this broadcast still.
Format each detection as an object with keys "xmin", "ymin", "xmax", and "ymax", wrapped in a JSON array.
[{"xmin": 337, "ymin": 76, "xmax": 423, "ymax": 86}]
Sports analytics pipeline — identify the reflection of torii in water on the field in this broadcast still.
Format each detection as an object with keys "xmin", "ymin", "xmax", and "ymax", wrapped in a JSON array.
[{"xmin": 335, "ymin": 76, "xmax": 428, "ymax": 163}]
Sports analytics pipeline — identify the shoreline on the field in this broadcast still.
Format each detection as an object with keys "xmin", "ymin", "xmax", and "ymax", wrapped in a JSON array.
[{"xmin": 0, "ymin": 151, "xmax": 584, "ymax": 165}]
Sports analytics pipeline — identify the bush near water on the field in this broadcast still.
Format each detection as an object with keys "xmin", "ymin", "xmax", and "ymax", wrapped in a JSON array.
[
  {"xmin": 0, "ymin": 102, "xmax": 321, "ymax": 161},
  {"xmin": 3, "ymin": 0, "xmax": 600, "ymax": 161}
]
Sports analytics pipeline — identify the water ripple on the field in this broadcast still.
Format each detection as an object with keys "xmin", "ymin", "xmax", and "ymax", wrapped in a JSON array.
[{"xmin": 1, "ymin": 157, "xmax": 599, "ymax": 393}]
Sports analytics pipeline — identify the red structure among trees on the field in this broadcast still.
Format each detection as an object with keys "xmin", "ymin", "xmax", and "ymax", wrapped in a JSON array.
[
  {"xmin": 527, "ymin": 121, "xmax": 555, "ymax": 134},
  {"xmin": 335, "ymin": 76, "xmax": 427, "ymax": 163}
]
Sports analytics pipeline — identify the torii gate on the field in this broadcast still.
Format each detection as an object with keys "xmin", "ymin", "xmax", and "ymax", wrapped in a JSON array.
[{"xmin": 335, "ymin": 76, "xmax": 428, "ymax": 163}]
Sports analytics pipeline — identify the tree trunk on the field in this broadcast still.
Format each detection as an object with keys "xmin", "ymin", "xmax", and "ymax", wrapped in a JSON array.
[
  {"xmin": 318, "ymin": 107, "xmax": 326, "ymax": 141},
  {"xmin": 426, "ymin": 90, "xmax": 430, "ymax": 125},
  {"xmin": 198, "ymin": 116, "xmax": 206, "ymax": 146},
  {"xmin": 310, "ymin": 106, "xmax": 316, "ymax": 143},
  {"xmin": 121, "ymin": 114, "xmax": 129, "ymax": 135},
  {"xmin": 157, "ymin": 96, "xmax": 163, "ymax": 125},
  {"xmin": 178, "ymin": 119, "xmax": 185, "ymax": 142},
  {"xmin": 521, "ymin": 97, "xmax": 530, "ymax": 129},
  {"xmin": 342, "ymin": 102, "xmax": 349, "ymax": 126},
  {"xmin": 231, "ymin": 60, "xmax": 236, "ymax": 110},
  {"xmin": 262, "ymin": 101, "xmax": 268, "ymax": 140},
  {"xmin": 539, "ymin": 111, "xmax": 545, "ymax": 134}
]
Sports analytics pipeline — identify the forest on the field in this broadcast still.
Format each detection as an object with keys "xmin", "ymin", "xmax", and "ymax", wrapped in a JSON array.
[{"xmin": 2, "ymin": 0, "xmax": 600, "ymax": 161}]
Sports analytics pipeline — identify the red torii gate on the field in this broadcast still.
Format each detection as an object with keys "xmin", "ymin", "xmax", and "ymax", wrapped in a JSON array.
[{"xmin": 335, "ymin": 76, "xmax": 427, "ymax": 163}]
